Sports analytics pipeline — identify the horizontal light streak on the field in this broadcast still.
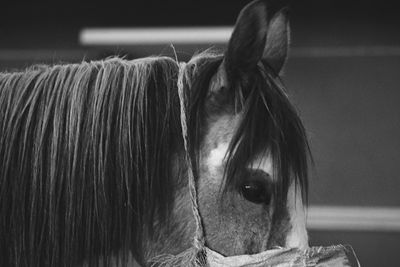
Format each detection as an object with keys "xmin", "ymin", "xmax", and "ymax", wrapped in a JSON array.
[
  {"xmin": 307, "ymin": 206, "xmax": 400, "ymax": 232},
  {"xmin": 79, "ymin": 27, "xmax": 232, "ymax": 45}
]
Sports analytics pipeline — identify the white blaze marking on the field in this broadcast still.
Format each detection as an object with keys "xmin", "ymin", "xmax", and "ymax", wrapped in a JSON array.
[
  {"xmin": 285, "ymin": 183, "xmax": 309, "ymax": 249},
  {"xmin": 207, "ymin": 142, "xmax": 229, "ymax": 173}
]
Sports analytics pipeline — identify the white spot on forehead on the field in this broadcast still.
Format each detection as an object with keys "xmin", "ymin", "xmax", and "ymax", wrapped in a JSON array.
[
  {"xmin": 206, "ymin": 142, "xmax": 274, "ymax": 180},
  {"xmin": 207, "ymin": 142, "xmax": 229, "ymax": 173}
]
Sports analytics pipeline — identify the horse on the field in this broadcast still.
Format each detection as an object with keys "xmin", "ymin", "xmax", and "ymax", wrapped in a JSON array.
[{"xmin": 0, "ymin": 0, "xmax": 310, "ymax": 266}]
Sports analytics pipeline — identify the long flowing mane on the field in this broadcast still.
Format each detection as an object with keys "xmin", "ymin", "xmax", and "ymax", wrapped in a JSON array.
[{"xmin": 0, "ymin": 57, "xmax": 182, "ymax": 267}]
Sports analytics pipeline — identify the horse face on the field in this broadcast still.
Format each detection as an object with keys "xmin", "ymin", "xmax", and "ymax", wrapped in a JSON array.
[
  {"xmin": 198, "ymin": 116, "xmax": 308, "ymax": 255},
  {"xmin": 196, "ymin": 0, "xmax": 308, "ymax": 256}
]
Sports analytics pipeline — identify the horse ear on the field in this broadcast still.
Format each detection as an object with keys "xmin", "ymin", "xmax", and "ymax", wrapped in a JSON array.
[
  {"xmin": 225, "ymin": 0, "xmax": 268, "ymax": 75},
  {"xmin": 224, "ymin": 0, "xmax": 290, "ymax": 76},
  {"xmin": 262, "ymin": 8, "xmax": 290, "ymax": 75},
  {"xmin": 209, "ymin": 0, "xmax": 267, "ymax": 98},
  {"xmin": 210, "ymin": 1, "xmax": 290, "ymax": 98}
]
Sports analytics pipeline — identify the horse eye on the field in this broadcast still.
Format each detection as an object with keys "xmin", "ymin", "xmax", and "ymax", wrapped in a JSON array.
[{"xmin": 240, "ymin": 180, "xmax": 271, "ymax": 205}]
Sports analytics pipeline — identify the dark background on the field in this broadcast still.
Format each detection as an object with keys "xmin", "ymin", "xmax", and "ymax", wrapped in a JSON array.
[
  {"xmin": 1, "ymin": 1, "xmax": 399, "ymax": 266},
  {"xmin": 1, "ymin": 0, "xmax": 400, "ymax": 48}
]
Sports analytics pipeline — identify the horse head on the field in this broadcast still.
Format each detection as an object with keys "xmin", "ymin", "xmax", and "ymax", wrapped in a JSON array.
[{"xmin": 143, "ymin": 0, "xmax": 310, "ymax": 264}]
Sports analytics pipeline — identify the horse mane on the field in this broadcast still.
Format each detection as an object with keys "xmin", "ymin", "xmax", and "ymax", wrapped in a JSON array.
[{"xmin": 0, "ymin": 57, "xmax": 182, "ymax": 267}]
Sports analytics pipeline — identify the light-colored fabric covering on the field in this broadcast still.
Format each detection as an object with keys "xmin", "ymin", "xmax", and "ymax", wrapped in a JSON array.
[{"xmin": 206, "ymin": 245, "xmax": 360, "ymax": 267}]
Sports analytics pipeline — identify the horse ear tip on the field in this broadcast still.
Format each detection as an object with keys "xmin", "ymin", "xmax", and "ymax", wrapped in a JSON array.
[
  {"xmin": 237, "ymin": 0, "xmax": 266, "ymax": 20},
  {"xmin": 278, "ymin": 6, "xmax": 290, "ymax": 20},
  {"xmin": 242, "ymin": 1, "xmax": 290, "ymax": 24},
  {"xmin": 281, "ymin": 6, "xmax": 290, "ymax": 16}
]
